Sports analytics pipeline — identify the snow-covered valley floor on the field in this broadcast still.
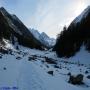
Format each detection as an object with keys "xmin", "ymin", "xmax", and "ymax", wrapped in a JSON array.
[{"xmin": 0, "ymin": 46, "xmax": 90, "ymax": 90}]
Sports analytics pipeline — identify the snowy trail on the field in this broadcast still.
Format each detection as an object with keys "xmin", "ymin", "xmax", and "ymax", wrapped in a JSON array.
[
  {"xmin": 0, "ymin": 55, "xmax": 22, "ymax": 87},
  {"xmin": 0, "ymin": 55, "xmax": 45, "ymax": 90},
  {"xmin": 17, "ymin": 60, "xmax": 45, "ymax": 90}
]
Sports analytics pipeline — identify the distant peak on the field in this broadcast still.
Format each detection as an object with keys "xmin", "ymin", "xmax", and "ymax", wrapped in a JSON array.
[
  {"xmin": 41, "ymin": 32, "xmax": 48, "ymax": 36},
  {"xmin": 41, "ymin": 32, "xmax": 49, "ymax": 38},
  {"xmin": 0, "ymin": 7, "xmax": 8, "ymax": 15},
  {"xmin": 41, "ymin": 32, "xmax": 46, "ymax": 35},
  {"xmin": 0, "ymin": 7, "xmax": 6, "ymax": 11}
]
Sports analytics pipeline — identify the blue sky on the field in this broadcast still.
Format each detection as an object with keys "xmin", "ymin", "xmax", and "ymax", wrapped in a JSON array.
[{"xmin": 0, "ymin": 0, "xmax": 90, "ymax": 38}]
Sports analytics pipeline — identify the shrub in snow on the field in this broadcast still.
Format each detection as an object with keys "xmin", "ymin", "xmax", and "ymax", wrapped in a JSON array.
[
  {"xmin": 68, "ymin": 74, "xmax": 84, "ymax": 85},
  {"xmin": 54, "ymin": 65, "xmax": 59, "ymax": 68},
  {"xmin": 16, "ymin": 45, "xmax": 19, "ymax": 50},
  {"xmin": 0, "ymin": 47, "xmax": 8, "ymax": 54},
  {"xmin": 85, "ymin": 70, "xmax": 89, "ymax": 74},
  {"xmin": 16, "ymin": 56, "xmax": 22, "ymax": 60},
  {"xmin": 67, "ymin": 72, "xmax": 71, "ymax": 76},
  {"xmin": 46, "ymin": 65, "xmax": 49, "ymax": 68},
  {"xmin": 28, "ymin": 55, "xmax": 37, "ymax": 61},
  {"xmin": 0, "ymin": 55, "xmax": 2, "ymax": 58},
  {"xmin": 8, "ymin": 49, "xmax": 13, "ymax": 55},
  {"xmin": 3, "ymin": 67, "xmax": 6, "ymax": 70}
]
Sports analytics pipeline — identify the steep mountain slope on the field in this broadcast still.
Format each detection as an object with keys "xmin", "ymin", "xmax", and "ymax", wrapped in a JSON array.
[
  {"xmin": 74, "ymin": 6, "xmax": 90, "ymax": 23},
  {"xmin": 0, "ymin": 7, "xmax": 44, "ymax": 49},
  {"xmin": 54, "ymin": 6, "xmax": 90, "ymax": 57},
  {"xmin": 30, "ymin": 29, "xmax": 56, "ymax": 48}
]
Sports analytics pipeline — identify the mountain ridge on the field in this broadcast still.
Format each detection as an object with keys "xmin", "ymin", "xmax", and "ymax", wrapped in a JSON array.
[{"xmin": 73, "ymin": 6, "xmax": 90, "ymax": 23}]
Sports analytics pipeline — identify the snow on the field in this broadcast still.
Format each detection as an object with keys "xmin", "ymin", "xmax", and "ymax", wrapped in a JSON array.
[
  {"xmin": 61, "ymin": 46, "xmax": 90, "ymax": 65},
  {"xmin": 0, "ymin": 44, "xmax": 90, "ymax": 90},
  {"xmin": 3, "ymin": 39, "xmax": 14, "ymax": 50}
]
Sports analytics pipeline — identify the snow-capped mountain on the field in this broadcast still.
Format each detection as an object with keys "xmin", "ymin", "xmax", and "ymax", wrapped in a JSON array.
[
  {"xmin": 0, "ymin": 7, "xmax": 45, "ymax": 49},
  {"xmin": 30, "ymin": 28, "xmax": 56, "ymax": 48},
  {"xmin": 30, "ymin": 29, "xmax": 41, "ymax": 41},
  {"xmin": 40, "ymin": 32, "xmax": 55, "ymax": 47}
]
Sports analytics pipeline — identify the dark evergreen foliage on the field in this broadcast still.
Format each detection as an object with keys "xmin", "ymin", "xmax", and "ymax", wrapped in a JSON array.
[{"xmin": 53, "ymin": 10, "xmax": 90, "ymax": 57}]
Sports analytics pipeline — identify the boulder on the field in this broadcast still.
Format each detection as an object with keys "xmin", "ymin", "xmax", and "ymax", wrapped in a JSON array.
[
  {"xmin": 68, "ymin": 74, "xmax": 84, "ymax": 85},
  {"xmin": 47, "ymin": 71, "xmax": 53, "ymax": 76}
]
